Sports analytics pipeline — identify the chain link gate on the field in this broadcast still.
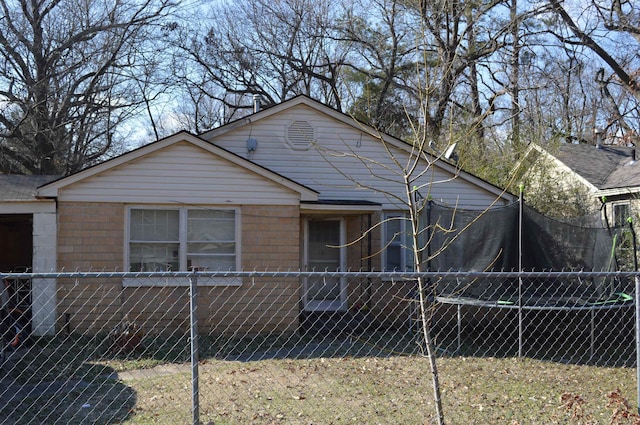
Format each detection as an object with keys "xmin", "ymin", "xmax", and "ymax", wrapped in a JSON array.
[{"xmin": 0, "ymin": 270, "xmax": 638, "ymax": 424}]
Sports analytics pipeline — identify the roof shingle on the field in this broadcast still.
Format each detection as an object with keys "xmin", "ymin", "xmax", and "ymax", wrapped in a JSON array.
[
  {"xmin": 0, "ymin": 175, "xmax": 60, "ymax": 200},
  {"xmin": 554, "ymin": 144, "xmax": 640, "ymax": 190}
]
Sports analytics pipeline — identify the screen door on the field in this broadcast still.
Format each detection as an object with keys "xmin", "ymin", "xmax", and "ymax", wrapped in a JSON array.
[{"xmin": 303, "ymin": 219, "xmax": 346, "ymax": 311}]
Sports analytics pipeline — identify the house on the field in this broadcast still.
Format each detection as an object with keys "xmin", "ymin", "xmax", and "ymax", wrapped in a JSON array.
[
  {"xmin": 520, "ymin": 141, "xmax": 640, "ymax": 226},
  {"xmin": 0, "ymin": 96, "xmax": 513, "ymax": 337}
]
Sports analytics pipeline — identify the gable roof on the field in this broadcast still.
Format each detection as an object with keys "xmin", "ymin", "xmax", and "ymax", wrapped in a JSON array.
[
  {"xmin": 37, "ymin": 131, "xmax": 318, "ymax": 201},
  {"xmin": 201, "ymin": 95, "xmax": 513, "ymax": 202},
  {"xmin": 31, "ymin": 97, "xmax": 513, "ymax": 207},
  {"xmin": 535, "ymin": 143, "xmax": 640, "ymax": 195}
]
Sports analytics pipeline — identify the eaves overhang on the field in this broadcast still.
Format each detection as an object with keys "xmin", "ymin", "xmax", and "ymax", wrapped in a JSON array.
[
  {"xmin": 596, "ymin": 186, "xmax": 640, "ymax": 198},
  {"xmin": 301, "ymin": 200, "xmax": 382, "ymax": 215},
  {"xmin": 0, "ymin": 199, "xmax": 56, "ymax": 214}
]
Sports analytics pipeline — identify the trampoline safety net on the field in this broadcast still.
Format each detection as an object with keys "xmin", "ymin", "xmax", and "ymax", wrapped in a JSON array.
[{"xmin": 422, "ymin": 201, "xmax": 634, "ymax": 307}]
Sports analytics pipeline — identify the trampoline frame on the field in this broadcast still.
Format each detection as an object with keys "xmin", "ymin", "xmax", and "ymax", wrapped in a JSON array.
[{"xmin": 435, "ymin": 294, "xmax": 634, "ymax": 359}]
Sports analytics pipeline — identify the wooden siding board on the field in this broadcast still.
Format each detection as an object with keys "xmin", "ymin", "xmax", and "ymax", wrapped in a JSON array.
[
  {"xmin": 57, "ymin": 142, "xmax": 301, "ymax": 205},
  {"xmin": 209, "ymin": 105, "xmax": 500, "ymax": 209}
]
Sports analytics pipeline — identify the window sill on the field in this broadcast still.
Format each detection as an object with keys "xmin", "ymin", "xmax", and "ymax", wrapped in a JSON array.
[{"xmin": 123, "ymin": 277, "xmax": 242, "ymax": 287}]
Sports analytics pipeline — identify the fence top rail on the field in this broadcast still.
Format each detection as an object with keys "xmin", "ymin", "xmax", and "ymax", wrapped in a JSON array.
[{"xmin": 2, "ymin": 270, "xmax": 639, "ymax": 279}]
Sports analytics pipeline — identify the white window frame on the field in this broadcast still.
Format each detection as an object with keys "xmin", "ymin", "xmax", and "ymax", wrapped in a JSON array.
[
  {"xmin": 382, "ymin": 211, "xmax": 415, "ymax": 273},
  {"xmin": 124, "ymin": 206, "xmax": 241, "ymax": 287},
  {"xmin": 611, "ymin": 202, "xmax": 631, "ymax": 228}
]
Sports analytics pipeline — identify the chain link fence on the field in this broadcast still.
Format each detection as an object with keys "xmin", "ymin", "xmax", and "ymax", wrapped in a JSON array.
[{"xmin": 0, "ymin": 270, "xmax": 638, "ymax": 424}]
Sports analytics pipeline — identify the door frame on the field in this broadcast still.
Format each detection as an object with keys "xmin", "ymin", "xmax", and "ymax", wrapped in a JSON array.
[{"xmin": 302, "ymin": 217, "xmax": 347, "ymax": 311}]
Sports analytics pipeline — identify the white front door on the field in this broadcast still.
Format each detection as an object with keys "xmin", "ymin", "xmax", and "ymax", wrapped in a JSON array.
[{"xmin": 303, "ymin": 218, "xmax": 347, "ymax": 311}]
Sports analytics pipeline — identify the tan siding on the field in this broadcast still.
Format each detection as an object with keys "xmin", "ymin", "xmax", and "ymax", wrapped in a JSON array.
[
  {"xmin": 56, "ymin": 202, "xmax": 124, "ymax": 333},
  {"xmin": 209, "ymin": 104, "xmax": 500, "ymax": 209},
  {"xmin": 57, "ymin": 277, "xmax": 123, "ymax": 334},
  {"xmin": 369, "ymin": 279, "xmax": 415, "ymax": 328},
  {"xmin": 241, "ymin": 205, "xmax": 300, "ymax": 268},
  {"xmin": 58, "ymin": 202, "xmax": 124, "ymax": 271},
  {"xmin": 57, "ymin": 142, "xmax": 301, "ymax": 205},
  {"xmin": 198, "ymin": 204, "xmax": 301, "ymax": 335}
]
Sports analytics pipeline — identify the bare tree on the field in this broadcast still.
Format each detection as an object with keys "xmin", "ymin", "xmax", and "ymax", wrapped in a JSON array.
[
  {"xmin": 514, "ymin": 44, "xmax": 602, "ymax": 146},
  {"xmin": 338, "ymin": 0, "xmax": 420, "ymax": 138},
  {"xmin": 0, "ymin": 0, "xmax": 179, "ymax": 175},
  {"xmin": 546, "ymin": 0, "xmax": 640, "ymax": 143},
  {"xmin": 408, "ymin": 0, "xmax": 512, "ymax": 146},
  {"xmin": 173, "ymin": 0, "xmax": 348, "ymax": 124},
  {"xmin": 547, "ymin": 0, "xmax": 639, "ymax": 101}
]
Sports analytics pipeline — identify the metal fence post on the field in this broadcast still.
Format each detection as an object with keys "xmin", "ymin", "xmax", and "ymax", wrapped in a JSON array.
[
  {"xmin": 636, "ymin": 275, "xmax": 640, "ymax": 416},
  {"xmin": 190, "ymin": 272, "xmax": 200, "ymax": 425},
  {"xmin": 518, "ymin": 190, "xmax": 523, "ymax": 359}
]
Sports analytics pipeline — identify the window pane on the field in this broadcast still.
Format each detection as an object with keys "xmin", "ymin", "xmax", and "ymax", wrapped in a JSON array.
[
  {"xmin": 385, "ymin": 216, "xmax": 401, "ymax": 243},
  {"xmin": 187, "ymin": 209, "xmax": 236, "ymax": 271},
  {"xmin": 129, "ymin": 208, "xmax": 237, "ymax": 272},
  {"xmin": 614, "ymin": 204, "xmax": 630, "ymax": 227},
  {"xmin": 384, "ymin": 213, "xmax": 414, "ymax": 271},
  {"xmin": 188, "ymin": 255, "xmax": 235, "ymax": 271},
  {"xmin": 308, "ymin": 220, "xmax": 341, "ymax": 270},
  {"xmin": 386, "ymin": 246, "xmax": 402, "ymax": 271},
  {"xmin": 131, "ymin": 210, "xmax": 179, "ymax": 241},
  {"xmin": 187, "ymin": 242, "xmax": 235, "ymax": 254},
  {"xmin": 188, "ymin": 210, "xmax": 235, "ymax": 241},
  {"xmin": 405, "ymin": 247, "xmax": 415, "ymax": 272},
  {"xmin": 130, "ymin": 243, "xmax": 179, "ymax": 271}
]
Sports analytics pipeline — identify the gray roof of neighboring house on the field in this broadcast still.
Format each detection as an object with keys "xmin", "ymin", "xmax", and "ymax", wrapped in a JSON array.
[
  {"xmin": 553, "ymin": 143, "xmax": 640, "ymax": 190},
  {"xmin": 0, "ymin": 175, "xmax": 60, "ymax": 200}
]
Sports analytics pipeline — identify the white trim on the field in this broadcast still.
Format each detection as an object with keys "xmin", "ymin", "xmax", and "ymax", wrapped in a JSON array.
[
  {"xmin": 0, "ymin": 201, "xmax": 56, "ymax": 214},
  {"xmin": 123, "ymin": 277, "xmax": 242, "ymax": 287},
  {"xmin": 124, "ymin": 205, "xmax": 241, "ymax": 286},
  {"xmin": 300, "ymin": 203, "xmax": 382, "ymax": 214},
  {"xmin": 32, "ymin": 212, "xmax": 57, "ymax": 336},
  {"xmin": 31, "ymin": 278, "xmax": 57, "ymax": 335},
  {"xmin": 597, "ymin": 187, "xmax": 640, "ymax": 197}
]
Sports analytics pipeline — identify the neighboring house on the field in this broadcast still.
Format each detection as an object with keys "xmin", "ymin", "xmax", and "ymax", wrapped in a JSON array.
[
  {"xmin": 0, "ymin": 96, "xmax": 513, "ymax": 337},
  {"xmin": 521, "ymin": 141, "xmax": 640, "ymax": 226}
]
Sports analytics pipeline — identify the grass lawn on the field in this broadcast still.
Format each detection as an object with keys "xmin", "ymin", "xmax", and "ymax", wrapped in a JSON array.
[
  {"xmin": 0, "ymin": 333, "xmax": 637, "ymax": 424},
  {"xmin": 115, "ymin": 356, "xmax": 636, "ymax": 425}
]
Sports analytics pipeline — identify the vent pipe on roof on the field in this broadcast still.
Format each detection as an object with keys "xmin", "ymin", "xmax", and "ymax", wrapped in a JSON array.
[
  {"xmin": 594, "ymin": 128, "xmax": 604, "ymax": 149},
  {"xmin": 253, "ymin": 94, "xmax": 261, "ymax": 113}
]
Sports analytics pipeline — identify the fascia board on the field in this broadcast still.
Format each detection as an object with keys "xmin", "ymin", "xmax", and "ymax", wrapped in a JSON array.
[{"xmin": 596, "ymin": 187, "xmax": 640, "ymax": 198}]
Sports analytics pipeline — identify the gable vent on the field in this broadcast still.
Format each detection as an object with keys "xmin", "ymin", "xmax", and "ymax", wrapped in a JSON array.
[{"xmin": 286, "ymin": 120, "xmax": 315, "ymax": 150}]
